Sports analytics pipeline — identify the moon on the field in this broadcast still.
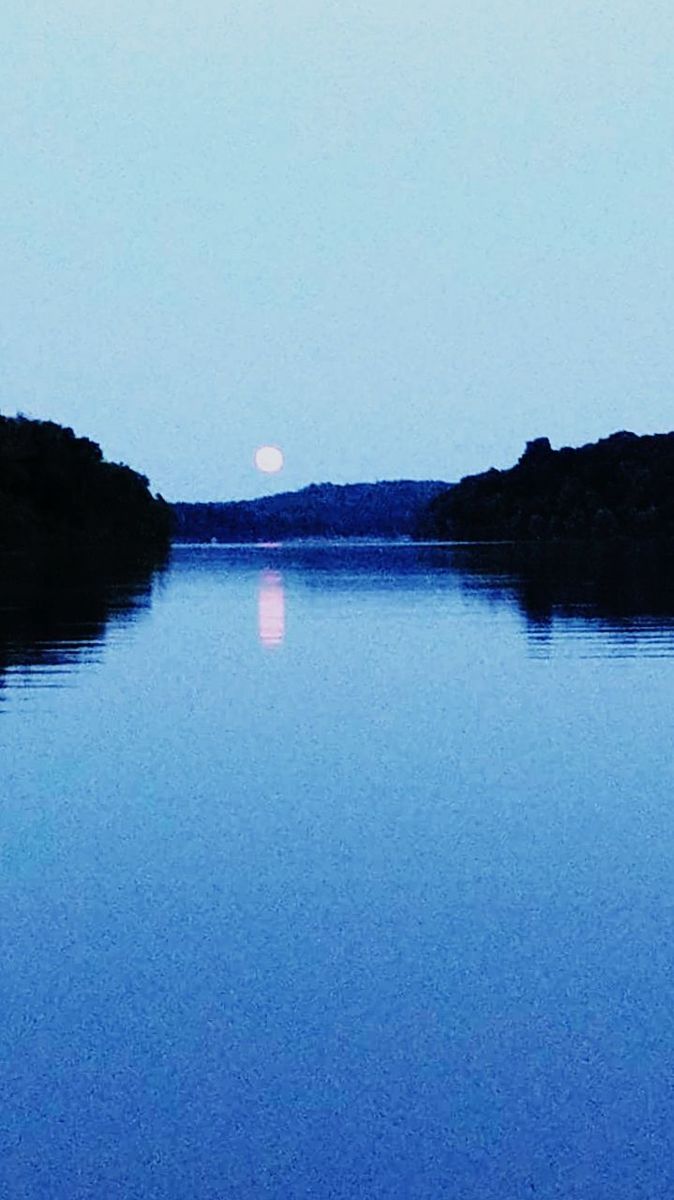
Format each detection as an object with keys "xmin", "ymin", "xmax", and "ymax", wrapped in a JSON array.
[{"xmin": 254, "ymin": 445, "xmax": 284, "ymax": 474}]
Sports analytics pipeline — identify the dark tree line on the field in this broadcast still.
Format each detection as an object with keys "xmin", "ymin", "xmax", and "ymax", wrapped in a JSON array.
[
  {"xmin": 418, "ymin": 432, "xmax": 674, "ymax": 541},
  {"xmin": 0, "ymin": 415, "xmax": 172, "ymax": 554}
]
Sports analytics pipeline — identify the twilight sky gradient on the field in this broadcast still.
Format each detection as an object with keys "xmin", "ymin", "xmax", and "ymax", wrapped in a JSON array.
[{"xmin": 3, "ymin": 1, "xmax": 674, "ymax": 499}]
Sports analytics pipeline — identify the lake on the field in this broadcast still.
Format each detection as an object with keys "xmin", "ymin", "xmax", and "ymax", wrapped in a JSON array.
[{"xmin": 2, "ymin": 541, "xmax": 674, "ymax": 1198}]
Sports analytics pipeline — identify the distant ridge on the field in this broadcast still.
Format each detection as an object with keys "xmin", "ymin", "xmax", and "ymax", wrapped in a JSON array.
[{"xmin": 173, "ymin": 480, "xmax": 451, "ymax": 542}]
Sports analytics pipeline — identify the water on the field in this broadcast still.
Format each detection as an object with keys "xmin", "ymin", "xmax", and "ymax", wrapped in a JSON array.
[{"xmin": 2, "ymin": 542, "xmax": 674, "ymax": 1198}]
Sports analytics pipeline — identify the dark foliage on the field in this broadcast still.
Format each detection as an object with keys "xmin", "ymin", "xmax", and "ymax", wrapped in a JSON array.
[
  {"xmin": 173, "ymin": 480, "xmax": 450, "ymax": 542},
  {"xmin": 418, "ymin": 431, "xmax": 674, "ymax": 541},
  {"xmin": 0, "ymin": 414, "xmax": 172, "ymax": 553}
]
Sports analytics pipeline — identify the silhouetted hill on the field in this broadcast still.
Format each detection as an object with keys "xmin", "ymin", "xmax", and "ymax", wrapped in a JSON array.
[
  {"xmin": 173, "ymin": 480, "xmax": 450, "ymax": 542},
  {"xmin": 0, "ymin": 414, "xmax": 172, "ymax": 554},
  {"xmin": 418, "ymin": 432, "xmax": 674, "ymax": 541}
]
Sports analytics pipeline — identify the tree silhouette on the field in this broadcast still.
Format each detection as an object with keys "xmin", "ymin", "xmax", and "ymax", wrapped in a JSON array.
[
  {"xmin": 418, "ymin": 431, "xmax": 674, "ymax": 542},
  {"xmin": 0, "ymin": 414, "xmax": 172, "ymax": 554}
]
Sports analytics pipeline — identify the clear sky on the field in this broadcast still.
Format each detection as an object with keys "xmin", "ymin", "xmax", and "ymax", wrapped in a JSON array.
[{"xmin": 3, "ymin": 1, "xmax": 674, "ymax": 500}]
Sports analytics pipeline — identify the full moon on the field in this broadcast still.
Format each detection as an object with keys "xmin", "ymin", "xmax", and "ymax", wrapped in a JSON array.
[{"xmin": 254, "ymin": 445, "xmax": 284, "ymax": 474}]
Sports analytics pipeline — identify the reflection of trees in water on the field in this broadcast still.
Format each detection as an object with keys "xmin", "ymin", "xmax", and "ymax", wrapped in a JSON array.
[
  {"xmin": 204, "ymin": 541, "xmax": 674, "ymax": 628},
  {"xmin": 178, "ymin": 542, "xmax": 674, "ymax": 659},
  {"xmin": 0, "ymin": 549, "xmax": 167, "ymax": 694},
  {"xmin": 428, "ymin": 542, "xmax": 674, "ymax": 629}
]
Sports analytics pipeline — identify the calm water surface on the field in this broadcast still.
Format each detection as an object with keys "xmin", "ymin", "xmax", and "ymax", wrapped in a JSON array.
[{"xmin": 2, "ymin": 542, "xmax": 674, "ymax": 1198}]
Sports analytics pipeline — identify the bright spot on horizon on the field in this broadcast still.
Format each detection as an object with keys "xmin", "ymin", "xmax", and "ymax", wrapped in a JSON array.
[{"xmin": 254, "ymin": 445, "xmax": 284, "ymax": 474}]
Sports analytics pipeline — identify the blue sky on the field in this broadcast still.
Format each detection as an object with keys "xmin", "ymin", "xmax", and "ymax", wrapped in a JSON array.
[{"xmin": 3, "ymin": 1, "xmax": 674, "ymax": 499}]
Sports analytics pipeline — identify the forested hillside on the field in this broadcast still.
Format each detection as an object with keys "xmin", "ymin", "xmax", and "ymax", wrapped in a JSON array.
[
  {"xmin": 419, "ymin": 432, "xmax": 674, "ymax": 541},
  {"xmin": 0, "ymin": 415, "xmax": 171, "ymax": 553},
  {"xmin": 174, "ymin": 480, "xmax": 450, "ymax": 542}
]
